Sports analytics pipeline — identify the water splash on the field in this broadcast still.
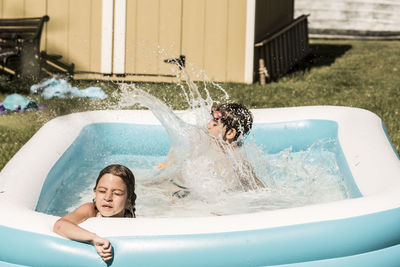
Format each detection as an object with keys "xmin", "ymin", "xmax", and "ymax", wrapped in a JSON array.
[
  {"xmin": 44, "ymin": 66, "xmax": 352, "ymax": 218},
  {"xmin": 115, "ymin": 82, "xmax": 264, "ymax": 203},
  {"xmin": 108, "ymin": 69, "xmax": 351, "ymax": 216}
]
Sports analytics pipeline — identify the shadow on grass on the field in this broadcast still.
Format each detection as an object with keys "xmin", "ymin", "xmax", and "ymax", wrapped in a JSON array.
[
  {"xmin": 288, "ymin": 43, "xmax": 353, "ymax": 74},
  {"xmin": 0, "ymin": 78, "xmax": 32, "ymax": 95}
]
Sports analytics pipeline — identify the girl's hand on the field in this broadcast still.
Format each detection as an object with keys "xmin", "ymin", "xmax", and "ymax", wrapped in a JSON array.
[
  {"xmin": 53, "ymin": 203, "xmax": 114, "ymax": 262},
  {"xmin": 92, "ymin": 236, "xmax": 113, "ymax": 262}
]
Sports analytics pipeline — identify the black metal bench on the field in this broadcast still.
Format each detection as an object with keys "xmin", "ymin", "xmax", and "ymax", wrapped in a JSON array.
[
  {"xmin": 255, "ymin": 15, "xmax": 310, "ymax": 84},
  {"xmin": 0, "ymin": 16, "xmax": 49, "ymax": 81},
  {"xmin": 0, "ymin": 15, "xmax": 74, "ymax": 83}
]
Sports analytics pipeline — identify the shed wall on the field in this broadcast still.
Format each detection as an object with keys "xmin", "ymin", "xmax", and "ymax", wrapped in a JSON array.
[
  {"xmin": 0, "ymin": 0, "xmax": 295, "ymax": 83},
  {"xmin": 123, "ymin": 0, "xmax": 248, "ymax": 83},
  {"xmin": 48, "ymin": 0, "xmax": 102, "ymax": 73}
]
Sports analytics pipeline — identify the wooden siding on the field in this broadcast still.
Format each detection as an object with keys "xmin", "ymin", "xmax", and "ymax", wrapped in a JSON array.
[
  {"xmin": 46, "ymin": 0, "xmax": 101, "ymax": 73},
  {"xmin": 181, "ymin": 0, "xmax": 206, "ymax": 78},
  {"xmin": 0, "ymin": 0, "xmax": 297, "ymax": 83},
  {"xmin": 227, "ymin": 0, "xmax": 247, "ymax": 82},
  {"xmin": 182, "ymin": 0, "xmax": 248, "ymax": 82},
  {"xmin": 0, "ymin": 0, "xmax": 250, "ymax": 82},
  {"xmin": 125, "ymin": 0, "xmax": 184, "ymax": 78},
  {"xmin": 159, "ymin": 0, "xmax": 182, "ymax": 76},
  {"xmin": 124, "ymin": 0, "xmax": 248, "ymax": 82}
]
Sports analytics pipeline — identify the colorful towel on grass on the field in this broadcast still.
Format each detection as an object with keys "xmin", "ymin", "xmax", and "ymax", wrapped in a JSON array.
[
  {"xmin": 0, "ymin": 94, "xmax": 44, "ymax": 114},
  {"xmin": 30, "ymin": 78, "xmax": 108, "ymax": 100}
]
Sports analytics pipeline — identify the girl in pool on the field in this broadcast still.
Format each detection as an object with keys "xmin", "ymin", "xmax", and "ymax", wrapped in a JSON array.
[{"xmin": 53, "ymin": 164, "xmax": 136, "ymax": 262}]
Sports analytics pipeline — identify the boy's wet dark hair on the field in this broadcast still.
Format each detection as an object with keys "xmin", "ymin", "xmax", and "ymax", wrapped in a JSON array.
[
  {"xmin": 213, "ymin": 103, "xmax": 253, "ymax": 144},
  {"xmin": 94, "ymin": 164, "xmax": 137, "ymax": 218}
]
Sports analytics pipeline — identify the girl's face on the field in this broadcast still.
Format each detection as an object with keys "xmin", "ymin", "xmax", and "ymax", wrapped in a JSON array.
[
  {"xmin": 94, "ymin": 173, "xmax": 128, "ymax": 217},
  {"xmin": 207, "ymin": 119, "xmax": 226, "ymax": 139}
]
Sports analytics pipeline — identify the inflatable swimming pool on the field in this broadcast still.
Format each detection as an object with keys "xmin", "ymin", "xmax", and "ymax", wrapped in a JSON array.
[{"xmin": 1, "ymin": 106, "xmax": 400, "ymax": 266}]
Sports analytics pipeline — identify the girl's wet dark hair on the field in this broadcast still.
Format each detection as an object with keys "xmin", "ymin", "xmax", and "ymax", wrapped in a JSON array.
[
  {"xmin": 215, "ymin": 103, "xmax": 253, "ymax": 144},
  {"xmin": 94, "ymin": 164, "xmax": 136, "ymax": 218}
]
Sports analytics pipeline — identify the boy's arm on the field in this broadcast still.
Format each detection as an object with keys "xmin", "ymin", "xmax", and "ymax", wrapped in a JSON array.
[
  {"xmin": 155, "ymin": 148, "xmax": 174, "ymax": 169},
  {"xmin": 241, "ymin": 160, "xmax": 266, "ymax": 190}
]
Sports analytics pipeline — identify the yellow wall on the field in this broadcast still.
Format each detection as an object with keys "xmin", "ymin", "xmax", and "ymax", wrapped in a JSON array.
[
  {"xmin": 119, "ymin": 0, "xmax": 248, "ymax": 82},
  {"xmin": 182, "ymin": 0, "xmax": 247, "ymax": 82},
  {"xmin": 0, "ymin": 0, "xmax": 294, "ymax": 83},
  {"xmin": 46, "ymin": 0, "xmax": 101, "ymax": 73},
  {"xmin": 226, "ymin": 0, "xmax": 247, "ymax": 82},
  {"xmin": 0, "ymin": 0, "xmax": 47, "ymax": 18},
  {"xmin": 124, "ymin": 0, "xmax": 183, "ymax": 77}
]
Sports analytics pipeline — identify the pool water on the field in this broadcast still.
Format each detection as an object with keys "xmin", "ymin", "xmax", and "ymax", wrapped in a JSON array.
[{"xmin": 36, "ymin": 120, "xmax": 361, "ymax": 217}]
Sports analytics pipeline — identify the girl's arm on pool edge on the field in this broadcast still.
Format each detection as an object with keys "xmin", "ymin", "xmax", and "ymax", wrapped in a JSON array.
[{"xmin": 53, "ymin": 202, "xmax": 113, "ymax": 262}]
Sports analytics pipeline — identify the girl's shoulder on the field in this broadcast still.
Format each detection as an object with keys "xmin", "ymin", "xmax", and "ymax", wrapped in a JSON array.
[
  {"xmin": 58, "ymin": 202, "xmax": 97, "ymax": 224},
  {"xmin": 76, "ymin": 202, "xmax": 97, "ymax": 218}
]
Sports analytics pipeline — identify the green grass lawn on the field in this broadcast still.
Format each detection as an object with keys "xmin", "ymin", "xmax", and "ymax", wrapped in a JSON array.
[{"xmin": 1, "ymin": 39, "xmax": 399, "ymax": 171}]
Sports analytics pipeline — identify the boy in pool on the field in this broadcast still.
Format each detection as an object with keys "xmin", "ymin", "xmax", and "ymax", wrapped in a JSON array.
[
  {"xmin": 207, "ymin": 103, "xmax": 253, "ymax": 146},
  {"xmin": 206, "ymin": 103, "xmax": 264, "ymax": 189},
  {"xmin": 53, "ymin": 164, "xmax": 136, "ymax": 262},
  {"xmin": 157, "ymin": 103, "xmax": 264, "ymax": 198}
]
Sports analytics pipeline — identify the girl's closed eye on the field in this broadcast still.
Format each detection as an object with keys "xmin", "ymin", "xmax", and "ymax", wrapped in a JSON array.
[{"xmin": 113, "ymin": 190, "xmax": 125, "ymax": 196}]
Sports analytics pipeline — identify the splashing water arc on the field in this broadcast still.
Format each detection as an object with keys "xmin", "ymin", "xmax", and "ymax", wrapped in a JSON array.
[{"xmin": 99, "ymin": 79, "xmax": 353, "ymax": 217}]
